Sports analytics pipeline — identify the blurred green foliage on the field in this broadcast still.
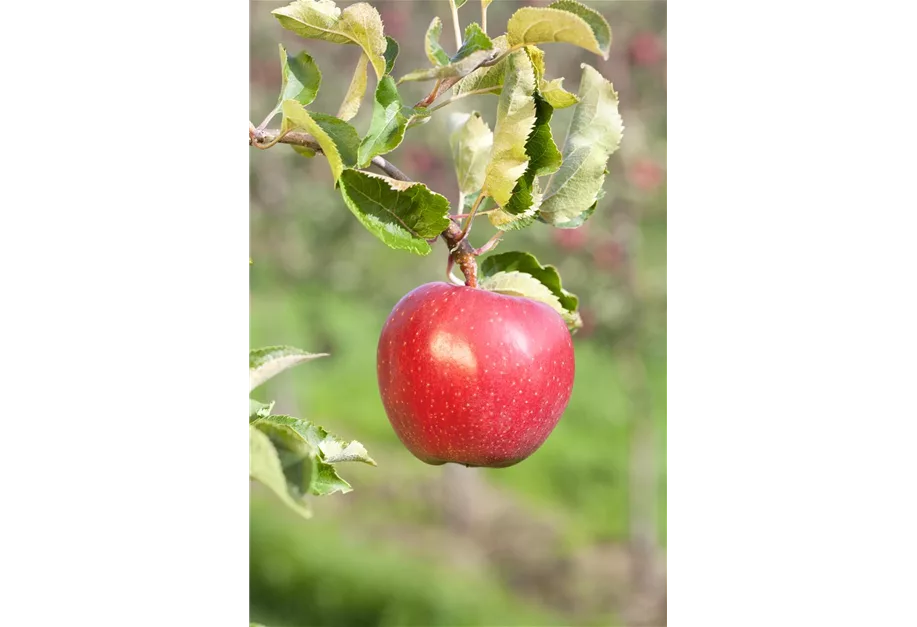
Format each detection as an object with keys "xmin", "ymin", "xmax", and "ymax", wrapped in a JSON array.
[{"xmin": 250, "ymin": 1, "xmax": 666, "ymax": 625}]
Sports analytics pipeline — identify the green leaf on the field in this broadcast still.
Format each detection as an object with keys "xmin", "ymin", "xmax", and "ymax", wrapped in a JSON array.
[
  {"xmin": 250, "ymin": 398, "xmax": 275, "ymax": 422},
  {"xmin": 272, "ymin": 0, "xmax": 388, "ymax": 78},
  {"xmin": 281, "ymin": 102, "xmax": 357, "ymax": 181},
  {"xmin": 454, "ymin": 0, "xmax": 469, "ymax": 7},
  {"xmin": 482, "ymin": 0, "xmax": 493, "ymax": 8},
  {"xmin": 357, "ymin": 76, "xmax": 410, "ymax": 166},
  {"xmin": 291, "ymin": 144, "xmax": 317, "ymax": 158},
  {"xmin": 338, "ymin": 169, "xmax": 451, "ymax": 255},
  {"xmin": 337, "ymin": 53, "xmax": 368, "ymax": 121},
  {"xmin": 383, "ymin": 36, "xmax": 399, "ymax": 74},
  {"xmin": 449, "ymin": 112, "xmax": 493, "ymax": 198},
  {"xmin": 262, "ymin": 45, "xmax": 323, "ymax": 128},
  {"xmin": 452, "ymin": 34, "xmax": 509, "ymax": 96},
  {"xmin": 400, "ymin": 22, "xmax": 494, "ymax": 83},
  {"xmin": 539, "ymin": 64, "xmax": 623, "ymax": 227},
  {"xmin": 455, "ymin": 40, "xmax": 578, "ymax": 108},
  {"xmin": 250, "ymin": 426, "xmax": 312, "ymax": 519},
  {"xmin": 250, "ymin": 345, "xmax": 328, "ymax": 391},
  {"xmin": 425, "ymin": 17, "xmax": 450, "ymax": 66},
  {"xmin": 540, "ymin": 78, "xmax": 579, "ymax": 109},
  {"xmin": 480, "ymin": 250, "xmax": 578, "ymax": 312},
  {"xmin": 311, "ymin": 112, "xmax": 360, "ymax": 167},
  {"xmin": 548, "ymin": 0, "xmax": 612, "ymax": 54},
  {"xmin": 253, "ymin": 414, "xmax": 376, "ymax": 496},
  {"xmin": 479, "ymin": 272, "xmax": 580, "ymax": 330},
  {"xmin": 277, "ymin": 44, "xmax": 321, "ymax": 106},
  {"xmin": 506, "ymin": 0, "xmax": 611, "ymax": 59},
  {"xmin": 482, "ymin": 50, "xmax": 536, "ymax": 207},
  {"xmin": 549, "ymin": 199, "xmax": 597, "ymax": 228},
  {"xmin": 488, "ymin": 88, "xmax": 562, "ymax": 230},
  {"xmin": 525, "ymin": 45, "xmax": 579, "ymax": 109},
  {"xmin": 254, "ymin": 419, "xmax": 318, "ymax": 496},
  {"xmin": 454, "ymin": 22, "xmax": 492, "ymax": 60}
]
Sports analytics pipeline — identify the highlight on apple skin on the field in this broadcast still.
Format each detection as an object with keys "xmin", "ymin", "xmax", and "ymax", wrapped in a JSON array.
[{"xmin": 377, "ymin": 282, "xmax": 575, "ymax": 468}]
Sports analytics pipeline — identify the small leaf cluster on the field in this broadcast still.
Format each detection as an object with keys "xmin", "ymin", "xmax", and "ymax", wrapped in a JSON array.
[{"xmin": 249, "ymin": 346, "xmax": 375, "ymax": 519}]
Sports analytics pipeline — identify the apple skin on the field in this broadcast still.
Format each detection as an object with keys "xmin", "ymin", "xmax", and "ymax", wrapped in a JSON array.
[{"xmin": 376, "ymin": 282, "xmax": 575, "ymax": 468}]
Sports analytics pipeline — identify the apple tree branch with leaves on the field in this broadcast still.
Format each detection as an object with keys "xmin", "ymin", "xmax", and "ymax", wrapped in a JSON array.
[{"xmin": 249, "ymin": 0, "xmax": 623, "ymax": 517}]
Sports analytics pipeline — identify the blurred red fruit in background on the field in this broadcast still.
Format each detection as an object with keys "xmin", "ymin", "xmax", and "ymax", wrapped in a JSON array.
[
  {"xmin": 629, "ymin": 32, "xmax": 665, "ymax": 67},
  {"xmin": 628, "ymin": 158, "xmax": 665, "ymax": 192},
  {"xmin": 593, "ymin": 239, "xmax": 624, "ymax": 273},
  {"xmin": 552, "ymin": 226, "xmax": 590, "ymax": 251}
]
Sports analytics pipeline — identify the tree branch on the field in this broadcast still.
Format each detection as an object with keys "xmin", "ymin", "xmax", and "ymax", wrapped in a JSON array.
[{"xmin": 250, "ymin": 126, "xmax": 478, "ymax": 288}]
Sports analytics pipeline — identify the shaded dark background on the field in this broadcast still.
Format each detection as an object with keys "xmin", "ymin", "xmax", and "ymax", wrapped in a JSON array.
[{"xmin": 250, "ymin": 1, "xmax": 666, "ymax": 625}]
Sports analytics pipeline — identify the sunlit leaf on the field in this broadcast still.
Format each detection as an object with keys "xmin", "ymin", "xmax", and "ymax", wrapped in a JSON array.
[
  {"xmin": 480, "ymin": 250, "xmax": 578, "ymax": 312},
  {"xmin": 481, "ymin": 50, "xmax": 536, "ymax": 207},
  {"xmin": 452, "ymin": 34, "xmax": 508, "ymax": 96},
  {"xmin": 449, "ymin": 112, "xmax": 493, "ymax": 198},
  {"xmin": 539, "ymin": 64, "xmax": 623, "ymax": 227},
  {"xmin": 250, "ymin": 426, "xmax": 312, "ymax": 518},
  {"xmin": 272, "ymin": 0, "xmax": 388, "ymax": 78},
  {"xmin": 506, "ymin": 0, "xmax": 611, "ymax": 59},
  {"xmin": 337, "ymin": 53, "xmax": 368, "ymax": 121},
  {"xmin": 281, "ymin": 102, "xmax": 358, "ymax": 181},
  {"xmin": 488, "ymin": 84, "xmax": 562, "ymax": 230},
  {"xmin": 249, "ymin": 344, "xmax": 328, "ymax": 391},
  {"xmin": 253, "ymin": 414, "xmax": 376, "ymax": 496},
  {"xmin": 540, "ymin": 78, "xmax": 579, "ymax": 109},
  {"xmin": 400, "ymin": 23, "xmax": 493, "ymax": 83},
  {"xmin": 357, "ymin": 77, "xmax": 410, "ymax": 166},
  {"xmin": 479, "ymin": 271, "xmax": 581, "ymax": 329},
  {"xmin": 250, "ymin": 398, "xmax": 275, "ymax": 422},
  {"xmin": 425, "ymin": 17, "xmax": 450, "ymax": 66}
]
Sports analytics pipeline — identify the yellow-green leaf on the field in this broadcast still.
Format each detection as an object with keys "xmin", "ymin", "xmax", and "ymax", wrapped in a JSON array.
[
  {"xmin": 506, "ymin": 0, "xmax": 611, "ymax": 59},
  {"xmin": 479, "ymin": 251, "xmax": 582, "ymax": 332},
  {"xmin": 449, "ymin": 112, "xmax": 493, "ymax": 197},
  {"xmin": 281, "ymin": 101, "xmax": 351, "ymax": 181},
  {"xmin": 539, "ymin": 64, "xmax": 623, "ymax": 227},
  {"xmin": 479, "ymin": 270, "xmax": 582, "ymax": 330},
  {"xmin": 272, "ymin": 0, "xmax": 388, "ymax": 78},
  {"xmin": 540, "ymin": 78, "xmax": 579, "ymax": 109},
  {"xmin": 453, "ymin": 34, "xmax": 509, "ymax": 96},
  {"xmin": 400, "ymin": 24, "xmax": 493, "ymax": 84},
  {"xmin": 425, "ymin": 17, "xmax": 450, "ymax": 66},
  {"xmin": 250, "ymin": 426, "xmax": 312, "ymax": 519},
  {"xmin": 455, "ymin": 40, "xmax": 577, "ymax": 108},
  {"xmin": 250, "ymin": 344, "xmax": 329, "ymax": 391},
  {"xmin": 488, "ymin": 87, "xmax": 561, "ymax": 231},
  {"xmin": 482, "ymin": 50, "xmax": 536, "ymax": 207},
  {"xmin": 337, "ymin": 53, "xmax": 368, "ymax": 121},
  {"xmin": 357, "ymin": 77, "xmax": 410, "ymax": 166},
  {"xmin": 277, "ymin": 44, "xmax": 321, "ymax": 107}
]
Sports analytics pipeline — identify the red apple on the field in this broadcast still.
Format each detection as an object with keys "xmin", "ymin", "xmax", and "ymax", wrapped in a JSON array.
[{"xmin": 377, "ymin": 282, "xmax": 575, "ymax": 468}]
